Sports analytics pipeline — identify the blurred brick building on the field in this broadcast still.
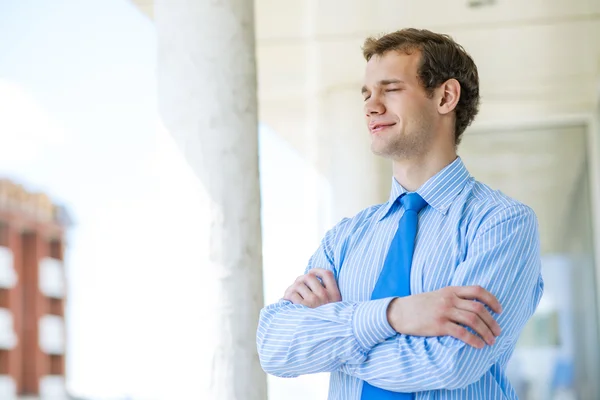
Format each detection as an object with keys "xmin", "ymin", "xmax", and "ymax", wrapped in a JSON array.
[{"xmin": 0, "ymin": 179, "xmax": 70, "ymax": 400}]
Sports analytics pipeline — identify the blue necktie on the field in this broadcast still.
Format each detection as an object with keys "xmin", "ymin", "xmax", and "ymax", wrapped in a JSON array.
[{"xmin": 360, "ymin": 192, "xmax": 428, "ymax": 400}]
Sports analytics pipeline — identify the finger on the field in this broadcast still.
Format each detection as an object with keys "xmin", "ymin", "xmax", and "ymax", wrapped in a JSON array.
[
  {"xmin": 328, "ymin": 285, "xmax": 342, "ymax": 302},
  {"xmin": 303, "ymin": 275, "xmax": 327, "ymax": 298},
  {"xmin": 294, "ymin": 283, "xmax": 314, "ymax": 302},
  {"xmin": 288, "ymin": 292, "xmax": 304, "ymax": 305},
  {"xmin": 451, "ymin": 309, "xmax": 495, "ymax": 346},
  {"xmin": 282, "ymin": 285, "xmax": 295, "ymax": 301},
  {"xmin": 309, "ymin": 269, "xmax": 341, "ymax": 300},
  {"xmin": 447, "ymin": 323, "xmax": 485, "ymax": 349},
  {"xmin": 456, "ymin": 286, "xmax": 502, "ymax": 314},
  {"xmin": 456, "ymin": 298, "xmax": 501, "ymax": 337},
  {"xmin": 308, "ymin": 269, "xmax": 334, "ymax": 289}
]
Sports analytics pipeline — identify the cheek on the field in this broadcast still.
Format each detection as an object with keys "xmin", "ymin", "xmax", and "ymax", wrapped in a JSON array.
[
  {"xmin": 402, "ymin": 100, "xmax": 432, "ymax": 123},
  {"xmin": 389, "ymin": 98, "xmax": 412, "ymax": 119}
]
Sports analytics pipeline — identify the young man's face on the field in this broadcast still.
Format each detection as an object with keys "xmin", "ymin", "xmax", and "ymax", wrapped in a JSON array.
[{"xmin": 362, "ymin": 50, "xmax": 439, "ymax": 160}]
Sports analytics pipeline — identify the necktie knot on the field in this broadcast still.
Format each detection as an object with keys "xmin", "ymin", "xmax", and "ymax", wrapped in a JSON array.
[{"xmin": 400, "ymin": 192, "xmax": 427, "ymax": 213}]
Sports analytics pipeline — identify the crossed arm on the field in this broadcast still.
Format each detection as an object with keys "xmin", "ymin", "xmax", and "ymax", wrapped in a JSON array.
[{"xmin": 256, "ymin": 206, "xmax": 544, "ymax": 392}]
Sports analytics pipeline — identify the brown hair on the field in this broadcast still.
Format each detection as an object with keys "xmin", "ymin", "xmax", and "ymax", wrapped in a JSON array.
[{"xmin": 363, "ymin": 28, "xmax": 480, "ymax": 145}]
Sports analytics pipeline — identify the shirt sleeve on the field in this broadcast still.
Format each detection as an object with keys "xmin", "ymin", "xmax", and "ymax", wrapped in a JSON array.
[
  {"xmin": 256, "ymin": 218, "xmax": 398, "ymax": 378},
  {"xmin": 339, "ymin": 204, "xmax": 545, "ymax": 391}
]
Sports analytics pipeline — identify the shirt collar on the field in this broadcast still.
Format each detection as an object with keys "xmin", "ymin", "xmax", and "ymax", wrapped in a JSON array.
[{"xmin": 377, "ymin": 156, "xmax": 471, "ymax": 221}]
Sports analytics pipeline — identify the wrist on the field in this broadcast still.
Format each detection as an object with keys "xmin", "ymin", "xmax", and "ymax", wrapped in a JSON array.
[{"xmin": 386, "ymin": 297, "xmax": 404, "ymax": 333}]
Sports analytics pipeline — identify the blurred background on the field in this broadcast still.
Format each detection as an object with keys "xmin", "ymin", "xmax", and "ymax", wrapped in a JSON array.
[{"xmin": 0, "ymin": 0, "xmax": 599, "ymax": 399}]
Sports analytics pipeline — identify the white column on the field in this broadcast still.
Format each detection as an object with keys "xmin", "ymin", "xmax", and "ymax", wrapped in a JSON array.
[{"xmin": 155, "ymin": 1, "xmax": 267, "ymax": 399}]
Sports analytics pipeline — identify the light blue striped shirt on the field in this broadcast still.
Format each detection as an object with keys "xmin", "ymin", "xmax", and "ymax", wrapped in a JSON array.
[{"xmin": 257, "ymin": 157, "xmax": 544, "ymax": 399}]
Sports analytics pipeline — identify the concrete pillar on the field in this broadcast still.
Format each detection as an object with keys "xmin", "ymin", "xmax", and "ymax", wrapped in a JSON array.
[{"xmin": 155, "ymin": 1, "xmax": 267, "ymax": 399}]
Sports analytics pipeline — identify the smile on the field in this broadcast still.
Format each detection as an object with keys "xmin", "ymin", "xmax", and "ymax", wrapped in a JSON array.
[{"xmin": 370, "ymin": 123, "xmax": 396, "ymax": 134}]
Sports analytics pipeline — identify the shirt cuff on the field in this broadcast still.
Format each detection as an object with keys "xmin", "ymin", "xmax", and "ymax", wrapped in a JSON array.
[{"xmin": 352, "ymin": 297, "xmax": 398, "ymax": 352}]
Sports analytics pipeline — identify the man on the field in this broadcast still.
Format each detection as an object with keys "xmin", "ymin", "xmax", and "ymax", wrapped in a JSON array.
[{"xmin": 256, "ymin": 28, "xmax": 543, "ymax": 400}]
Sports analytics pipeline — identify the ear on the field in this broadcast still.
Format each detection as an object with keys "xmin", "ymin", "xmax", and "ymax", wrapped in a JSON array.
[{"xmin": 436, "ymin": 78, "xmax": 461, "ymax": 115}]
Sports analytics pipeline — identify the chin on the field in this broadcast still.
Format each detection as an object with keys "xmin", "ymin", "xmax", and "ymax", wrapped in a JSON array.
[{"xmin": 371, "ymin": 143, "xmax": 394, "ymax": 158}]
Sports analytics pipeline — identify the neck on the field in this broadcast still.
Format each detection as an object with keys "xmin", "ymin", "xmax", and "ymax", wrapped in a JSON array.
[{"xmin": 392, "ymin": 147, "xmax": 457, "ymax": 192}]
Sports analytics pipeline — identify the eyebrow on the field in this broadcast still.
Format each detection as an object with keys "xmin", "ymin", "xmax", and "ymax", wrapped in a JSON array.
[{"xmin": 361, "ymin": 79, "xmax": 405, "ymax": 94}]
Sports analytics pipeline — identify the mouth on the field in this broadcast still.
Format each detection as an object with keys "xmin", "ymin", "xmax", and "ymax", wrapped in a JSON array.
[{"xmin": 369, "ymin": 123, "xmax": 396, "ymax": 134}]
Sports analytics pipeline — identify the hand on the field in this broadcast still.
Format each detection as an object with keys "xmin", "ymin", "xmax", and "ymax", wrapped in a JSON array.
[
  {"xmin": 283, "ymin": 268, "xmax": 342, "ymax": 308},
  {"xmin": 387, "ymin": 285, "xmax": 503, "ymax": 349}
]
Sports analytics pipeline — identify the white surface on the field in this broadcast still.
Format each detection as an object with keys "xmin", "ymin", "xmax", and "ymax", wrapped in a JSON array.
[
  {"xmin": 0, "ymin": 246, "xmax": 17, "ymax": 289},
  {"xmin": 0, "ymin": 375, "xmax": 16, "ymax": 400},
  {"xmin": 39, "ymin": 315, "xmax": 65, "ymax": 355},
  {"xmin": 39, "ymin": 257, "xmax": 65, "ymax": 299},
  {"xmin": 39, "ymin": 375, "xmax": 68, "ymax": 400},
  {"xmin": 0, "ymin": 308, "xmax": 17, "ymax": 349}
]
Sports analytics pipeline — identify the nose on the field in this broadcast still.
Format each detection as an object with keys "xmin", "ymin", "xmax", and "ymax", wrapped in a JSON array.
[{"xmin": 365, "ymin": 95, "xmax": 385, "ymax": 116}]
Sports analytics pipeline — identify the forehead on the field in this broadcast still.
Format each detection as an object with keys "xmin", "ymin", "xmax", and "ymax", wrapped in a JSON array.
[{"xmin": 363, "ymin": 50, "xmax": 421, "ymax": 85}]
